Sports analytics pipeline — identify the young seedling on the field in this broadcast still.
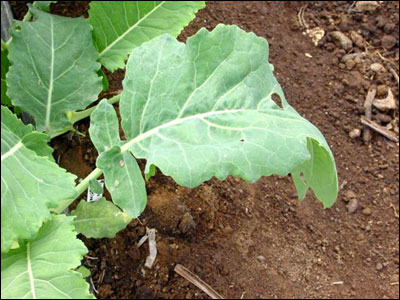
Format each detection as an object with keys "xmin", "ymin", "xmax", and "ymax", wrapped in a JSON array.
[{"xmin": 1, "ymin": 2, "xmax": 337, "ymax": 299}]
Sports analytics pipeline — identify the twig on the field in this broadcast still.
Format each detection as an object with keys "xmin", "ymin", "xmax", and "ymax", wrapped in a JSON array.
[
  {"xmin": 89, "ymin": 277, "xmax": 98, "ymax": 294},
  {"xmin": 387, "ymin": 66, "xmax": 399, "ymax": 85},
  {"xmin": 174, "ymin": 264, "xmax": 224, "ymax": 299},
  {"xmin": 390, "ymin": 203, "xmax": 399, "ymax": 218},
  {"xmin": 363, "ymin": 88, "xmax": 376, "ymax": 143},
  {"xmin": 361, "ymin": 117, "xmax": 399, "ymax": 142}
]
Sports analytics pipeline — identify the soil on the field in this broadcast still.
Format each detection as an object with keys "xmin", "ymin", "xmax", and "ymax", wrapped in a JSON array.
[{"xmin": 9, "ymin": 1, "xmax": 399, "ymax": 299}]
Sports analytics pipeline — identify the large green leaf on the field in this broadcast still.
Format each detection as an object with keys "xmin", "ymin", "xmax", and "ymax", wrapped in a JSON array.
[
  {"xmin": 32, "ymin": 1, "xmax": 57, "ymax": 12},
  {"xmin": 7, "ymin": 6, "xmax": 102, "ymax": 133},
  {"xmin": 71, "ymin": 198, "xmax": 132, "ymax": 238},
  {"xmin": 1, "ymin": 106, "xmax": 77, "ymax": 253},
  {"xmin": 89, "ymin": 100, "xmax": 147, "ymax": 217},
  {"xmin": 1, "ymin": 215, "xmax": 94, "ymax": 299},
  {"xmin": 87, "ymin": 1, "xmax": 206, "ymax": 71},
  {"xmin": 114, "ymin": 25, "xmax": 338, "ymax": 208}
]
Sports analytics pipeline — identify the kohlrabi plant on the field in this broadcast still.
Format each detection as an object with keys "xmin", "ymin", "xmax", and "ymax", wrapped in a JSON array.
[{"xmin": 1, "ymin": 1, "xmax": 338, "ymax": 298}]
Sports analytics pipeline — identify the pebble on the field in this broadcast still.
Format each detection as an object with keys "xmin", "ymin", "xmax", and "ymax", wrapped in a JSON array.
[
  {"xmin": 342, "ymin": 53, "xmax": 364, "ymax": 63},
  {"xmin": 355, "ymin": 1, "xmax": 379, "ymax": 12},
  {"xmin": 376, "ymin": 85, "xmax": 388, "ymax": 97},
  {"xmin": 350, "ymin": 31, "xmax": 364, "ymax": 48},
  {"xmin": 329, "ymin": 31, "xmax": 353, "ymax": 50},
  {"xmin": 343, "ymin": 190, "xmax": 357, "ymax": 202},
  {"xmin": 383, "ymin": 23, "xmax": 395, "ymax": 34},
  {"xmin": 381, "ymin": 35, "xmax": 396, "ymax": 49},
  {"xmin": 376, "ymin": 263, "xmax": 383, "ymax": 271},
  {"xmin": 370, "ymin": 63, "xmax": 384, "ymax": 72},
  {"xmin": 349, "ymin": 128, "xmax": 361, "ymax": 139},
  {"xmin": 346, "ymin": 59, "xmax": 356, "ymax": 70},
  {"xmin": 256, "ymin": 255, "xmax": 266, "ymax": 263},
  {"xmin": 362, "ymin": 207, "xmax": 372, "ymax": 216},
  {"xmin": 347, "ymin": 198, "xmax": 359, "ymax": 214},
  {"xmin": 375, "ymin": 113, "xmax": 392, "ymax": 123}
]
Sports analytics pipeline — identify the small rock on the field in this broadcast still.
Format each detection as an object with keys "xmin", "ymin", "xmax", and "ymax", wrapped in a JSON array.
[
  {"xmin": 383, "ymin": 23, "xmax": 395, "ymax": 34},
  {"xmin": 346, "ymin": 59, "xmax": 356, "ymax": 70},
  {"xmin": 376, "ymin": 85, "xmax": 388, "ymax": 97},
  {"xmin": 343, "ymin": 190, "xmax": 357, "ymax": 202},
  {"xmin": 349, "ymin": 128, "xmax": 361, "ymax": 139},
  {"xmin": 347, "ymin": 198, "xmax": 359, "ymax": 214},
  {"xmin": 329, "ymin": 31, "xmax": 353, "ymax": 50},
  {"xmin": 339, "ymin": 63, "xmax": 346, "ymax": 69},
  {"xmin": 256, "ymin": 255, "xmax": 266, "ymax": 263},
  {"xmin": 350, "ymin": 31, "xmax": 364, "ymax": 48},
  {"xmin": 362, "ymin": 207, "xmax": 372, "ymax": 216},
  {"xmin": 375, "ymin": 113, "xmax": 392, "ymax": 123},
  {"xmin": 346, "ymin": 71, "xmax": 363, "ymax": 90},
  {"xmin": 381, "ymin": 35, "xmax": 396, "ymax": 49},
  {"xmin": 354, "ymin": 56, "xmax": 362, "ymax": 64},
  {"xmin": 339, "ymin": 17, "xmax": 350, "ymax": 32},
  {"xmin": 356, "ymin": 1, "xmax": 379, "ymax": 12},
  {"xmin": 178, "ymin": 212, "xmax": 196, "ymax": 234},
  {"xmin": 342, "ymin": 53, "xmax": 364, "ymax": 63},
  {"xmin": 370, "ymin": 63, "xmax": 384, "ymax": 72},
  {"xmin": 391, "ymin": 274, "xmax": 399, "ymax": 282},
  {"xmin": 376, "ymin": 263, "xmax": 383, "ymax": 271},
  {"xmin": 374, "ymin": 88, "xmax": 397, "ymax": 111}
]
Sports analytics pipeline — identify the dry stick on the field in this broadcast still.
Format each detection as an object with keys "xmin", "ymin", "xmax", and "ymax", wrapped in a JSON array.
[
  {"xmin": 361, "ymin": 117, "xmax": 399, "ymax": 142},
  {"xmin": 387, "ymin": 66, "xmax": 399, "ymax": 85},
  {"xmin": 174, "ymin": 264, "xmax": 224, "ymax": 299},
  {"xmin": 363, "ymin": 88, "xmax": 376, "ymax": 143}
]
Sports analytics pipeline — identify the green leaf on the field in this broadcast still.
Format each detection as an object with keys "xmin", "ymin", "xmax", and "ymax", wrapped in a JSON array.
[
  {"xmin": 90, "ymin": 100, "xmax": 147, "ymax": 217},
  {"xmin": 1, "ymin": 47, "xmax": 11, "ymax": 107},
  {"xmin": 1, "ymin": 215, "xmax": 94, "ymax": 299},
  {"xmin": 71, "ymin": 198, "xmax": 132, "ymax": 238},
  {"xmin": 7, "ymin": 6, "xmax": 102, "ymax": 133},
  {"xmin": 32, "ymin": 1, "xmax": 57, "ymax": 12},
  {"xmin": 97, "ymin": 68, "xmax": 109, "ymax": 91},
  {"xmin": 76, "ymin": 266, "xmax": 91, "ymax": 278},
  {"xmin": 1, "ymin": 106, "xmax": 77, "ymax": 253},
  {"xmin": 116, "ymin": 25, "xmax": 338, "ymax": 208},
  {"xmin": 89, "ymin": 178, "xmax": 103, "ymax": 195},
  {"xmin": 145, "ymin": 164, "xmax": 156, "ymax": 180},
  {"xmin": 88, "ymin": 1, "xmax": 206, "ymax": 71}
]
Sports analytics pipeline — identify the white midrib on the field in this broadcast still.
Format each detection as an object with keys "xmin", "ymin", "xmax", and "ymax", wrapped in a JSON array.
[
  {"xmin": 99, "ymin": 1, "xmax": 165, "ymax": 58},
  {"xmin": 27, "ymin": 243, "xmax": 37, "ymax": 299},
  {"xmin": 121, "ymin": 108, "xmax": 245, "ymax": 152},
  {"xmin": 45, "ymin": 18, "xmax": 55, "ymax": 130},
  {"xmin": 1, "ymin": 141, "xmax": 22, "ymax": 161}
]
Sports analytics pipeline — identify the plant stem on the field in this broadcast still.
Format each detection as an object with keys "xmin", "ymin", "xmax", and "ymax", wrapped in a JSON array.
[
  {"xmin": 49, "ymin": 94, "xmax": 121, "ymax": 139},
  {"xmin": 22, "ymin": 11, "xmax": 32, "ymax": 22},
  {"xmin": 52, "ymin": 167, "xmax": 104, "ymax": 214},
  {"xmin": 1, "ymin": 39, "xmax": 8, "ymax": 51}
]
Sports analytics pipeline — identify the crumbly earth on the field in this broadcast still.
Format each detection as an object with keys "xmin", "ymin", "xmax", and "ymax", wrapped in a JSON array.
[{"xmin": 10, "ymin": 1, "xmax": 399, "ymax": 299}]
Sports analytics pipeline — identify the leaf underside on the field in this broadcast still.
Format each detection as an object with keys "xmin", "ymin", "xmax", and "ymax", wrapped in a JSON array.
[
  {"xmin": 7, "ymin": 6, "xmax": 102, "ymax": 133},
  {"xmin": 1, "ymin": 106, "xmax": 77, "ymax": 253},
  {"xmin": 88, "ymin": 1, "xmax": 206, "ymax": 71},
  {"xmin": 1, "ymin": 215, "xmax": 94, "ymax": 299},
  {"xmin": 115, "ymin": 24, "xmax": 338, "ymax": 208}
]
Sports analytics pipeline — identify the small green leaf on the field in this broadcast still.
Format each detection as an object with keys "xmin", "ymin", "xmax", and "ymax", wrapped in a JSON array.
[
  {"xmin": 89, "ymin": 178, "xmax": 103, "ymax": 195},
  {"xmin": 97, "ymin": 68, "xmax": 109, "ymax": 91},
  {"xmin": 76, "ymin": 266, "xmax": 91, "ymax": 278},
  {"xmin": 97, "ymin": 146, "xmax": 147, "ymax": 218},
  {"xmin": 1, "ymin": 47, "xmax": 11, "ymax": 107},
  {"xmin": 1, "ymin": 215, "xmax": 94, "ymax": 299},
  {"xmin": 88, "ymin": 1, "xmax": 206, "ymax": 71},
  {"xmin": 90, "ymin": 100, "xmax": 147, "ymax": 217},
  {"xmin": 145, "ymin": 164, "xmax": 156, "ymax": 180},
  {"xmin": 71, "ymin": 198, "xmax": 132, "ymax": 238},
  {"xmin": 32, "ymin": 1, "xmax": 57, "ymax": 12}
]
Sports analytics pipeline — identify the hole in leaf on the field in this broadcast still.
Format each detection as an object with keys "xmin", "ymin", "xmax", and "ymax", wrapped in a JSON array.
[
  {"xmin": 272, "ymin": 93, "xmax": 283, "ymax": 109},
  {"xmin": 240, "ymin": 138, "xmax": 245, "ymax": 142},
  {"xmin": 299, "ymin": 173, "xmax": 307, "ymax": 185}
]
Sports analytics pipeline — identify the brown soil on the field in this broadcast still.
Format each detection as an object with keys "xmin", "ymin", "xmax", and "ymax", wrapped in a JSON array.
[{"xmin": 10, "ymin": 1, "xmax": 399, "ymax": 299}]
